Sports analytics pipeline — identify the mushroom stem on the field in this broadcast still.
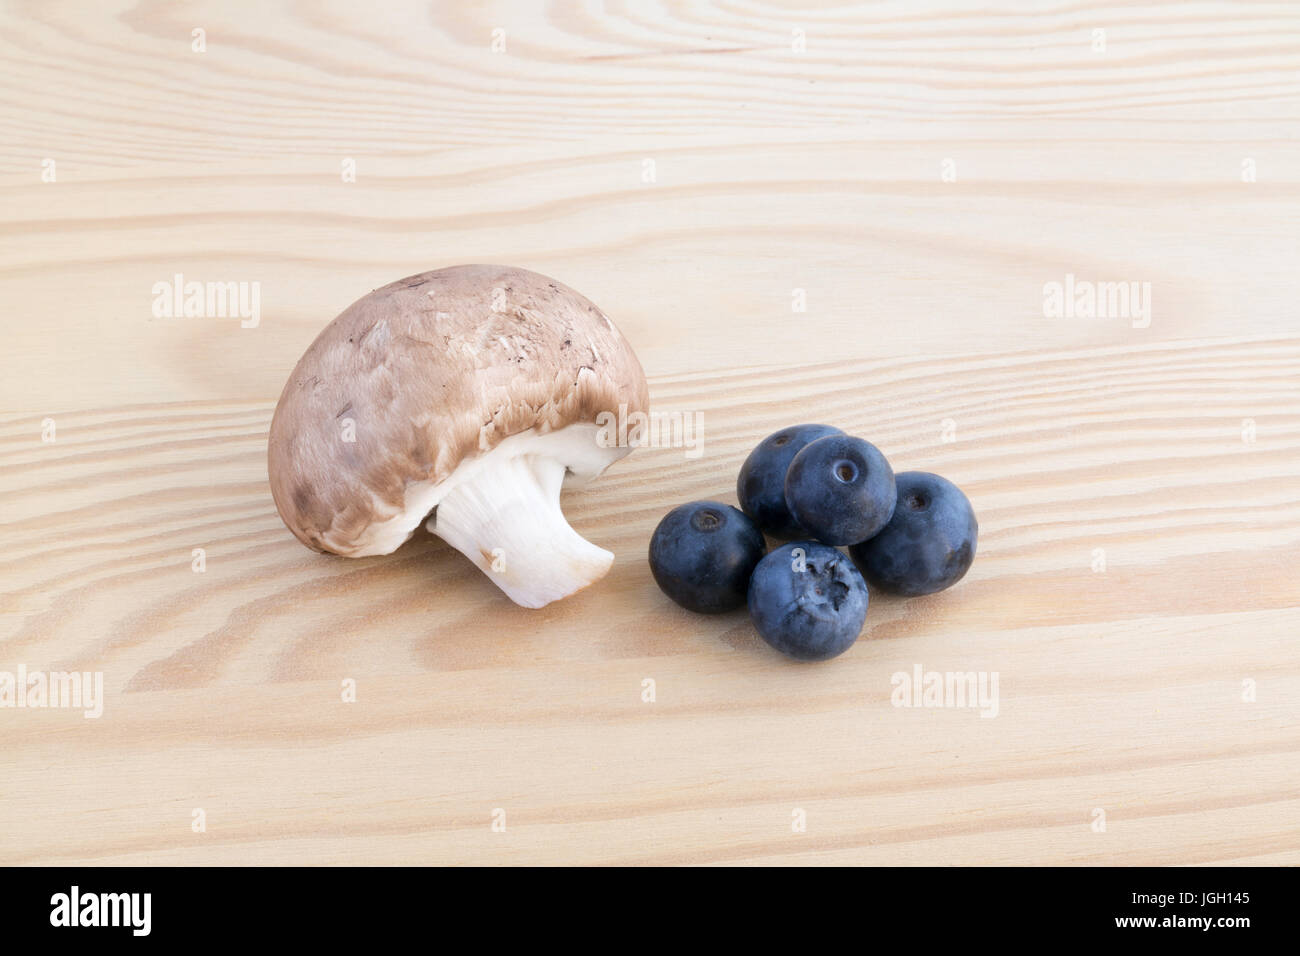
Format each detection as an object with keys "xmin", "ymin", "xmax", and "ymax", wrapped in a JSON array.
[{"xmin": 427, "ymin": 452, "xmax": 614, "ymax": 608}]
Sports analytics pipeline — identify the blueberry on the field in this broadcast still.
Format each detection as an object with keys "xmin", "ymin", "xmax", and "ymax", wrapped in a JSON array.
[
  {"xmin": 747, "ymin": 541, "xmax": 869, "ymax": 661},
  {"xmin": 849, "ymin": 472, "xmax": 977, "ymax": 596},
  {"xmin": 783, "ymin": 435, "xmax": 896, "ymax": 546},
  {"xmin": 648, "ymin": 501, "xmax": 766, "ymax": 613},
  {"xmin": 737, "ymin": 424, "xmax": 845, "ymax": 538}
]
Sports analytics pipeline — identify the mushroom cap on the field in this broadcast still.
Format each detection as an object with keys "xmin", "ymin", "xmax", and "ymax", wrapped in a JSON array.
[{"xmin": 268, "ymin": 264, "xmax": 649, "ymax": 555}]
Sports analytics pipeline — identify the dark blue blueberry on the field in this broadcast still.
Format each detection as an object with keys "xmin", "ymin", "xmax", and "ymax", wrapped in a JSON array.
[
  {"xmin": 784, "ymin": 435, "xmax": 896, "ymax": 546},
  {"xmin": 849, "ymin": 472, "xmax": 977, "ymax": 596},
  {"xmin": 648, "ymin": 501, "xmax": 766, "ymax": 613},
  {"xmin": 737, "ymin": 424, "xmax": 845, "ymax": 538},
  {"xmin": 747, "ymin": 541, "xmax": 869, "ymax": 661}
]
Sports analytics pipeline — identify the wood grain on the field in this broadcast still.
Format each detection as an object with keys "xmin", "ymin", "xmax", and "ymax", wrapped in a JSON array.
[{"xmin": 1, "ymin": 0, "xmax": 1298, "ymax": 865}]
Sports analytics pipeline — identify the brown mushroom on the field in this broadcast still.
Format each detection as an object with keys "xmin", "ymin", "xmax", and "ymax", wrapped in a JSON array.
[{"xmin": 267, "ymin": 264, "xmax": 649, "ymax": 607}]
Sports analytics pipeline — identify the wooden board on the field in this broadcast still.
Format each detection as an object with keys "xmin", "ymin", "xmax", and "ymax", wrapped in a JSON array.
[{"xmin": 1, "ymin": 0, "xmax": 1298, "ymax": 866}]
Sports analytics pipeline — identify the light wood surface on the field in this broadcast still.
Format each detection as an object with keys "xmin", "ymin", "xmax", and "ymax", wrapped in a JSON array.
[{"xmin": 2, "ymin": 0, "xmax": 1298, "ymax": 866}]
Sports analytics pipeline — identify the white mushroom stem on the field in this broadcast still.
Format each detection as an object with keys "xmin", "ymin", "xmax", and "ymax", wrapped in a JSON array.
[
  {"xmin": 430, "ymin": 454, "xmax": 611, "ymax": 608},
  {"xmin": 424, "ymin": 428, "xmax": 623, "ymax": 608}
]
